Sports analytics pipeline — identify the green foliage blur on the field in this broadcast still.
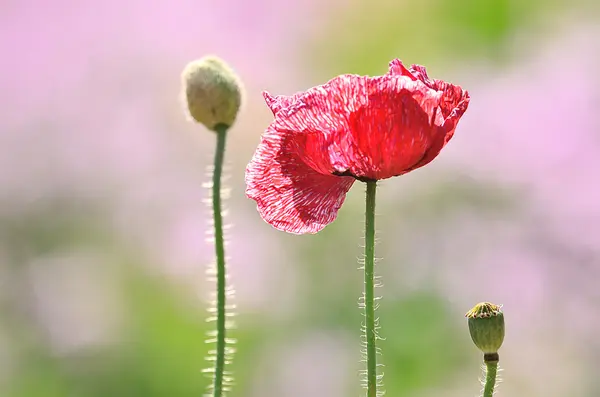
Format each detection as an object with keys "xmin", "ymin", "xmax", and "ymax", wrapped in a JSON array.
[
  {"xmin": 310, "ymin": 0, "xmax": 569, "ymax": 76},
  {"xmin": 1, "ymin": 198, "xmax": 474, "ymax": 397}
]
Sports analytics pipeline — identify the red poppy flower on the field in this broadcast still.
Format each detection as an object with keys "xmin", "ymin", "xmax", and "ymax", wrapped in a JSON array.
[{"xmin": 245, "ymin": 59, "xmax": 470, "ymax": 234}]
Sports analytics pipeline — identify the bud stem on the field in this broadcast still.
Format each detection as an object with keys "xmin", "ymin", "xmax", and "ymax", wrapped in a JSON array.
[
  {"xmin": 482, "ymin": 358, "xmax": 498, "ymax": 397},
  {"xmin": 212, "ymin": 123, "xmax": 229, "ymax": 397},
  {"xmin": 363, "ymin": 180, "xmax": 379, "ymax": 397}
]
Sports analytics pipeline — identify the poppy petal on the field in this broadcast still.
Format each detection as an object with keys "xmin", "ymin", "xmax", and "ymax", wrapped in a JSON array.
[
  {"xmin": 245, "ymin": 126, "xmax": 355, "ymax": 234},
  {"xmin": 268, "ymin": 75, "xmax": 371, "ymax": 176},
  {"xmin": 388, "ymin": 59, "xmax": 418, "ymax": 80},
  {"xmin": 407, "ymin": 91, "xmax": 470, "ymax": 171},
  {"xmin": 406, "ymin": 63, "xmax": 470, "ymax": 120},
  {"xmin": 263, "ymin": 91, "xmax": 296, "ymax": 115},
  {"xmin": 347, "ymin": 77, "xmax": 444, "ymax": 179},
  {"xmin": 267, "ymin": 73, "xmax": 447, "ymax": 180}
]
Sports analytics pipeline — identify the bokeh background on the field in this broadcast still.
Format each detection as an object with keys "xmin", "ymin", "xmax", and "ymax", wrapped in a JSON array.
[{"xmin": 1, "ymin": 1, "xmax": 599, "ymax": 396}]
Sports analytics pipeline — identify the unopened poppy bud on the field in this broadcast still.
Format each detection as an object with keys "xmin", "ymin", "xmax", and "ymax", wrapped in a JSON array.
[
  {"xmin": 181, "ymin": 56, "xmax": 242, "ymax": 131},
  {"xmin": 465, "ymin": 302, "xmax": 505, "ymax": 357}
]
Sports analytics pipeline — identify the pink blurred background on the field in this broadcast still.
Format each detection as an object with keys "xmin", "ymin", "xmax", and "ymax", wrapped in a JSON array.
[{"xmin": 1, "ymin": 1, "xmax": 599, "ymax": 396}]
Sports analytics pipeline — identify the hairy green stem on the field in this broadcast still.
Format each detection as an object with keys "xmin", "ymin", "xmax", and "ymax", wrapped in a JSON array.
[
  {"xmin": 364, "ymin": 180, "xmax": 378, "ymax": 397},
  {"xmin": 483, "ymin": 359, "xmax": 498, "ymax": 397},
  {"xmin": 212, "ymin": 123, "xmax": 229, "ymax": 397}
]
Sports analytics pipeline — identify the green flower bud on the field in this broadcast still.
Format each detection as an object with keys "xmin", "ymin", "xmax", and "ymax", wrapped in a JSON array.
[
  {"xmin": 181, "ymin": 56, "xmax": 242, "ymax": 131},
  {"xmin": 465, "ymin": 302, "xmax": 505, "ymax": 356}
]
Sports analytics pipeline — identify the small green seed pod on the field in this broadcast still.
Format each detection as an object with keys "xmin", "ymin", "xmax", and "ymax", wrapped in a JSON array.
[
  {"xmin": 465, "ymin": 302, "xmax": 505, "ymax": 357},
  {"xmin": 181, "ymin": 56, "xmax": 242, "ymax": 131}
]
